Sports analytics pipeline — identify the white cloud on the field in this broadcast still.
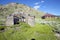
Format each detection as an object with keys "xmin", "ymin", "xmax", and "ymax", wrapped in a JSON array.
[
  {"xmin": 41, "ymin": 0, "xmax": 45, "ymax": 3},
  {"xmin": 33, "ymin": 5, "xmax": 40, "ymax": 10},
  {"xmin": 34, "ymin": 2, "xmax": 40, "ymax": 10},
  {"xmin": 34, "ymin": 2, "xmax": 40, "ymax": 5},
  {"xmin": 33, "ymin": 0, "xmax": 45, "ymax": 10}
]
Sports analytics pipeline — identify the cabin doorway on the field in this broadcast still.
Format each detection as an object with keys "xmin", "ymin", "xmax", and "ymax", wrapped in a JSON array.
[{"xmin": 14, "ymin": 17, "xmax": 19, "ymax": 25}]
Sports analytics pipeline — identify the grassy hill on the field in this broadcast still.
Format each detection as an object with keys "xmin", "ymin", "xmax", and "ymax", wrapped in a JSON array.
[
  {"xmin": 0, "ymin": 3, "xmax": 45, "ymax": 18},
  {"xmin": 0, "ymin": 3, "xmax": 59, "ymax": 40},
  {"xmin": 0, "ymin": 3, "xmax": 45, "ymax": 26},
  {"xmin": 0, "ymin": 22, "xmax": 57, "ymax": 40}
]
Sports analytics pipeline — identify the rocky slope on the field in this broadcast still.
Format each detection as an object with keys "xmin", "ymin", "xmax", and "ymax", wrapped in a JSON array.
[{"xmin": 0, "ymin": 3, "xmax": 45, "ymax": 18}]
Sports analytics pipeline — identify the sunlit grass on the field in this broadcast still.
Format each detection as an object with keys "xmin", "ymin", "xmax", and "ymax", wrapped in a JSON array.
[{"xmin": 0, "ymin": 22, "xmax": 57, "ymax": 40}]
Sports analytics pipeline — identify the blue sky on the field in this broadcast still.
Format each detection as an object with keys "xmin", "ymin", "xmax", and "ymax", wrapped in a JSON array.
[{"xmin": 0, "ymin": 0, "xmax": 60, "ymax": 15}]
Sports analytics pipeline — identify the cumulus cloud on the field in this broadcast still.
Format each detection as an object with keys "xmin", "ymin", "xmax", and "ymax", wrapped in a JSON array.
[
  {"xmin": 33, "ymin": 0, "xmax": 45, "ymax": 10},
  {"xmin": 41, "ymin": 0, "xmax": 45, "ymax": 3},
  {"xmin": 33, "ymin": 5, "xmax": 40, "ymax": 10},
  {"xmin": 33, "ymin": 2, "xmax": 40, "ymax": 10},
  {"xmin": 34, "ymin": 0, "xmax": 45, "ymax": 5},
  {"xmin": 34, "ymin": 2, "xmax": 40, "ymax": 5}
]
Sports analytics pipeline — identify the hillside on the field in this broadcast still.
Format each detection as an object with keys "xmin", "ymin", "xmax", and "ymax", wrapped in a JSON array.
[
  {"xmin": 0, "ymin": 22, "xmax": 57, "ymax": 40},
  {"xmin": 0, "ymin": 3, "xmax": 45, "ymax": 26},
  {"xmin": 0, "ymin": 3, "xmax": 45, "ymax": 18},
  {"xmin": 0, "ymin": 3, "xmax": 60, "ymax": 40}
]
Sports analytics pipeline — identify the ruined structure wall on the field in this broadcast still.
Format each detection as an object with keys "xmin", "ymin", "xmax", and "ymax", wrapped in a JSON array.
[
  {"xmin": 5, "ymin": 16, "xmax": 14, "ymax": 26},
  {"xmin": 5, "ymin": 12, "xmax": 35, "ymax": 27},
  {"xmin": 28, "ymin": 16, "xmax": 35, "ymax": 26}
]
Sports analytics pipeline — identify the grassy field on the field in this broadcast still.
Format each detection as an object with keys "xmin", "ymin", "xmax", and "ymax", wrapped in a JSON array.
[{"xmin": 0, "ymin": 22, "xmax": 57, "ymax": 40}]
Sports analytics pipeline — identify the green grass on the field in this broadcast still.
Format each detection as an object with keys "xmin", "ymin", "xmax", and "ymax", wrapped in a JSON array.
[
  {"xmin": 0, "ymin": 22, "xmax": 57, "ymax": 40},
  {"xmin": 24, "ymin": 24, "xmax": 57, "ymax": 40}
]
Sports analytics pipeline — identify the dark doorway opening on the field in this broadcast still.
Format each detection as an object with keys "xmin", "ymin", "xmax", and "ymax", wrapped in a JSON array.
[{"xmin": 14, "ymin": 17, "xmax": 19, "ymax": 25}]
